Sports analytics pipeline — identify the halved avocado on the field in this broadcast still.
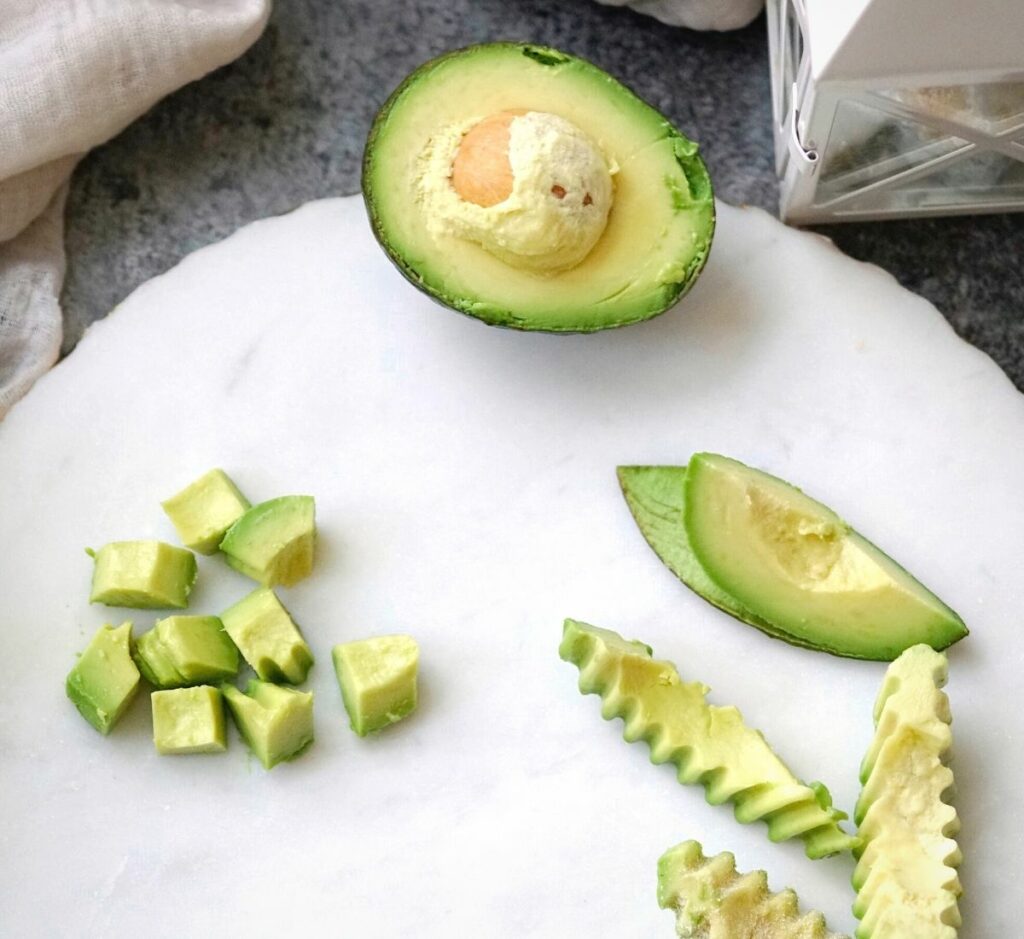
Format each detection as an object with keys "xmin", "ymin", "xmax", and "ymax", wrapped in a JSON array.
[
  {"xmin": 362, "ymin": 43, "xmax": 715, "ymax": 331},
  {"xmin": 684, "ymin": 453, "xmax": 968, "ymax": 660}
]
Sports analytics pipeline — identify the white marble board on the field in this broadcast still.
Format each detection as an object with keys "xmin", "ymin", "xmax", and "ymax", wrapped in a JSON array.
[{"xmin": 1, "ymin": 197, "xmax": 1021, "ymax": 937}]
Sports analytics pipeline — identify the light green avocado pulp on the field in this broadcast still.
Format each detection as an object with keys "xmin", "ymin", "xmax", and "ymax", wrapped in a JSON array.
[
  {"xmin": 362, "ymin": 43, "xmax": 714, "ymax": 331},
  {"xmin": 222, "ymin": 680, "xmax": 314, "ymax": 770},
  {"xmin": 88, "ymin": 541, "xmax": 197, "ymax": 609},
  {"xmin": 559, "ymin": 619, "xmax": 854, "ymax": 859},
  {"xmin": 161, "ymin": 468, "xmax": 250, "ymax": 555},
  {"xmin": 617, "ymin": 465, "xmax": 819, "ymax": 651},
  {"xmin": 683, "ymin": 453, "xmax": 967, "ymax": 660},
  {"xmin": 151, "ymin": 686, "xmax": 227, "ymax": 755},
  {"xmin": 332, "ymin": 635, "xmax": 419, "ymax": 737},
  {"xmin": 658, "ymin": 840, "xmax": 847, "ymax": 938},
  {"xmin": 220, "ymin": 495, "xmax": 316, "ymax": 588},
  {"xmin": 66, "ymin": 622, "xmax": 141, "ymax": 734},
  {"xmin": 221, "ymin": 587, "xmax": 314, "ymax": 685},
  {"xmin": 852, "ymin": 645, "xmax": 961, "ymax": 939},
  {"xmin": 134, "ymin": 615, "xmax": 239, "ymax": 689}
]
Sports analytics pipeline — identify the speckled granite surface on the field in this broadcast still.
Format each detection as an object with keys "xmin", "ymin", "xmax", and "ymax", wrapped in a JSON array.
[{"xmin": 62, "ymin": 0, "xmax": 1024, "ymax": 389}]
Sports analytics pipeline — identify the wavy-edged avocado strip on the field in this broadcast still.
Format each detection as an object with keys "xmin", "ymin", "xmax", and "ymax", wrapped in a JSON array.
[
  {"xmin": 659, "ymin": 840, "xmax": 848, "ymax": 938},
  {"xmin": 853, "ymin": 645, "xmax": 962, "ymax": 939},
  {"xmin": 559, "ymin": 619, "xmax": 856, "ymax": 859}
]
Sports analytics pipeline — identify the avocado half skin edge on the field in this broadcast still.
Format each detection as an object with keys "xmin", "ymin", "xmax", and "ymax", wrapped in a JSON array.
[{"xmin": 361, "ymin": 42, "xmax": 715, "ymax": 334}]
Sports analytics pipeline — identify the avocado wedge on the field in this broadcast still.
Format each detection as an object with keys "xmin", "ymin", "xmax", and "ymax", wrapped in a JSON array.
[
  {"xmin": 620, "ymin": 458, "xmax": 967, "ymax": 660},
  {"xmin": 684, "ymin": 453, "xmax": 967, "ymax": 660},
  {"xmin": 362, "ymin": 43, "xmax": 714, "ymax": 331}
]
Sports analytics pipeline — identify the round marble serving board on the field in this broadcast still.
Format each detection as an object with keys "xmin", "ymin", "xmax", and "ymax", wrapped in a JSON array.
[{"xmin": 1, "ymin": 197, "xmax": 1021, "ymax": 937}]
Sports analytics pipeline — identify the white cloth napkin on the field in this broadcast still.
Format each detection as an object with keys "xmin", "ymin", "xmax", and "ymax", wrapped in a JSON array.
[
  {"xmin": 0, "ymin": 0, "xmax": 270, "ymax": 418},
  {"xmin": 596, "ymin": 0, "xmax": 764, "ymax": 30}
]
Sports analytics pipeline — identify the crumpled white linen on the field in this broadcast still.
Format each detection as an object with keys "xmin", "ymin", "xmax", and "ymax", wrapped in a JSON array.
[
  {"xmin": 0, "ymin": 0, "xmax": 270, "ymax": 418},
  {"xmin": 595, "ymin": 0, "xmax": 764, "ymax": 31}
]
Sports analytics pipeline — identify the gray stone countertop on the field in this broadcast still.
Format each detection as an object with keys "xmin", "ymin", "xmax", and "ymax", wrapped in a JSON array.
[{"xmin": 63, "ymin": 0, "xmax": 1024, "ymax": 390}]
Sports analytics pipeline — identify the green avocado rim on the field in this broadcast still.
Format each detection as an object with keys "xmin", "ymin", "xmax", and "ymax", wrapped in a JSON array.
[{"xmin": 361, "ymin": 42, "xmax": 715, "ymax": 333}]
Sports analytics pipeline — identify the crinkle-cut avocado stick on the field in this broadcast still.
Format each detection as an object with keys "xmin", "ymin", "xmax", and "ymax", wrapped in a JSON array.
[
  {"xmin": 658, "ymin": 840, "xmax": 848, "ymax": 938},
  {"xmin": 559, "ymin": 619, "xmax": 856, "ymax": 859},
  {"xmin": 852, "ymin": 644, "xmax": 962, "ymax": 939}
]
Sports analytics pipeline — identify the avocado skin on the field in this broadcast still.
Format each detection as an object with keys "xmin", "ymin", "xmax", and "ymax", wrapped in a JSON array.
[{"xmin": 362, "ymin": 42, "xmax": 715, "ymax": 332}]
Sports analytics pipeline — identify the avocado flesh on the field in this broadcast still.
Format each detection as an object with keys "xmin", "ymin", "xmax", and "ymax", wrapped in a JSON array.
[
  {"xmin": 852, "ymin": 645, "xmax": 961, "ymax": 939},
  {"xmin": 617, "ymin": 465, "xmax": 818, "ymax": 651},
  {"xmin": 133, "ymin": 628, "xmax": 186, "ymax": 688},
  {"xmin": 559, "ymin": 619, "xmax": 854, "ymax": 859},
  {"xmin": 88, "ymin": 541, "xmax": 197, "ymax": 609},
  {"xmin": 133, "ymin": 615, "xmax": 239, "ymax": 689},
  {"xmin": 220, "ymin": 587, "xmax": 314, "ymax": 685},
  {"xmin": 161, "ymin": 468, "xmax": 250, "ymax": 555},
  {"xmin": 65, "ymin": 622, "xmax": 141, "ymax": 734},
  {"xmin": 684, "ymin": 453, "xmax": 968, "ymax": 660},
  {"xmin": 363, "ymin": 43, "xmax": 714, "ymax": 331},
  {"xmin": 222, "ymin": 680, "xmax": 314, "ymax": 769},
  {"xmin": 332, "ymin": 635, "xmax": 419, "ymax": 736},
  {"xmin": 220, "ymin": 495, "xmax": 316, "ymax": 588},
  {"xmin": 658, "ymin": 841, "xmax": 846, "ymax": 938},
  {"xmin": 151, "ymin": 686, "xmax": 227, "ymax": 755}
]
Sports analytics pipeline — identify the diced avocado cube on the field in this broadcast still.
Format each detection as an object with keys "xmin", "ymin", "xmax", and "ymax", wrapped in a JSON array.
[
  {"xmin": 65, "ymin": 622, "xmax": 141, "ymax": 734},
  {"xmin": 133, "ymin": 615, "xmax": 240, "ymax": 689},
  {"xmin": 332, "ymin": 635, "xmax": 419, "ymax": 736},
  {"xmin": 88, "ymin": 541, "xmax": 197, "ymax": 609},
  {"xmin": 151, "ymin": 686, "xmax": 227, "ymax": 754},
  {"xmin": 133, "ymin": 626, "xmax": 185, "ymax": 688},
  {"xmin": 221, "ymin": 680, "xmax": 314, "ymax": 769},
  {"xmin": 161, "ymin": 468, "xmax": 251, "ymax": 555},
  {"xmin": 220, "ymin": 495, "xmax": 316, "ymax": 588},
  {"xmin": 221, "ymin": 587, "xmax": 314, "ymax": 684}
]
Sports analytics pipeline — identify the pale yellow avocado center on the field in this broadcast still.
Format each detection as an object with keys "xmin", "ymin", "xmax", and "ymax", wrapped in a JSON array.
[
  {"xmin": 745, "ymin": 486, "xmax": 891, "ymax": 594},
  {"xmin": 417, "ymin": 109, "xmax": 615, "ymax": 272}
]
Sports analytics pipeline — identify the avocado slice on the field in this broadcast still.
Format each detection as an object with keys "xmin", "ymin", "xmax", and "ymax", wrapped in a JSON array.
[
  {"xmin": 88, "ymin": 540, "xmax": 197, "ymax": 609},
  {"xmin": 658, "ymin": 841, "xmax": 847, "ymax": 938},
  {"xmin": 220, "ymin": 495, "xmax": 316, "ymax": 588},
  {"xmin": 151, "ymin": 686, "xmax": 228, "ymax": 755},
  {"xmin": 161, "ymin": 468, "xmax": 250, "ymax": 555},
  {"xmin": 220, "ymin": 587, "xmax": 314, "ymax": 685},
  {"xmin": 684, "ymin": 453, "xmax": 968, "ymax": 660},
  {"xmin": 332, "ymin": 635, "xmax": 419, "ymax": 736},
  {"xmin": 363, "ymin": 43, "xmax": 714, "ymax": 331},
  {"xmin": 852, "ymin": 645, "xmax": 961, "ymax": 939},
  {"xmin": 222, "ymin": 680, "xmax": 314, "ymax": 770},
  {"xmin": 65, "ymin": 622, "xmax": 141, "ymax": 734},
  {"xmin": 617, "ymin": 465, "xmax": 819, "ymax": 651},
  {"xmin": 133, "ymin": 615, "xmax": 240, "ymax": 689},
  {"xmin": 559, "ymin": 619, "xmax": 855, "ymax": 859}
]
